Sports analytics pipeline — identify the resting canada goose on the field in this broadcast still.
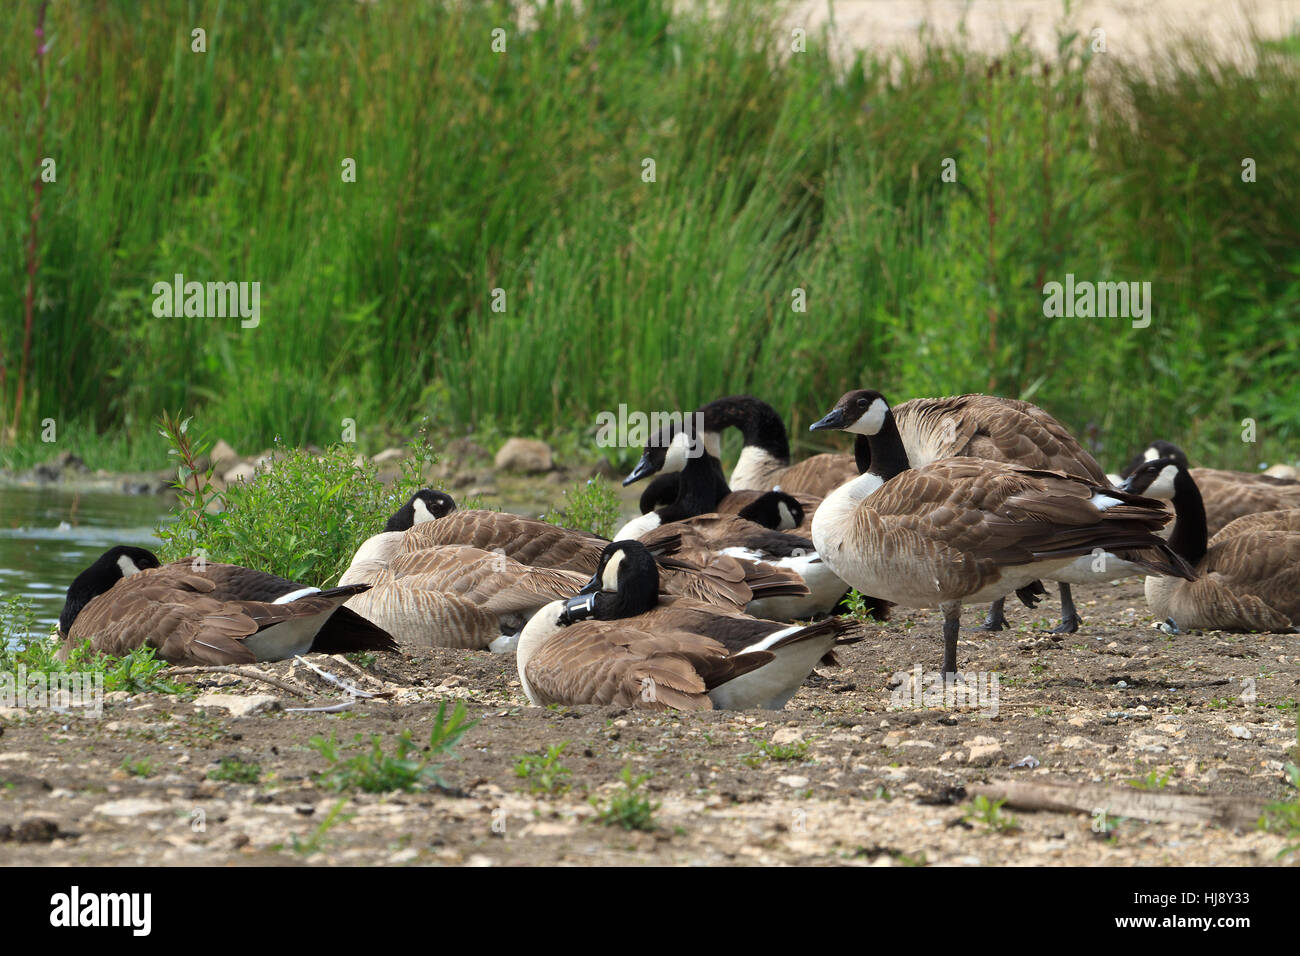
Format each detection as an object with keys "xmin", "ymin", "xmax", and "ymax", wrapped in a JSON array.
[
  {"xmin": 344, "ymin": 544, "xmax": 588, "ymax": 650},
  {"xmin": 1122, "ymin": 440, "xmax": 1300, "ymax": 537},
  {"xmin": 1120, "ymin": 458, "xmax": 1300, "ymax": 631},
  {"xmin": 383, "ymin": 489, "xmax": 457, "ymax": 530},
  {"xmin": 613, "ymin": 430, "xmax": 849, "ymax": 618},
  {"xmin": 516, "ymin": 541, "xmax": 864, "ymax": 710},
  {"xmin": 813, "ymin": 389, "xmax": 1118, "ymax": 633},
  {"xmin": 807, "ymin": 391, "xmax": 1194, "ymax": 674},
  {"xmin": 57, "ymin": 546, "xmax": 396, "ymax": 665}
]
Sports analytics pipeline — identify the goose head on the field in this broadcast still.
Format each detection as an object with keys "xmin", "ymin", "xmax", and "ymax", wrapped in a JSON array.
[
  {"xmin": 1121, "ymin": 440, "xmax": 1189, "ymax": 479},
  {"xmin": 383, "ymin": 489, "xmax": 457, "ymax": 531},
  {"xmin": 562, "ymin": 541, "xmax": 661, "ymax": 623},
  {"xmin": 58, "ymin": 545, "xmax": 161, "ymax": 636},
  {"xmin": 1119, "ymin": 457, "xmax": 1183, "ymax": 499},
  {"xmin": 737, "ymin": 490, "xmax": 804, "ymax": 531},
  {"xmin": 809, "ymin": 389, "xmax": 891, "ymax": 436},
  {"xmin": 622, "ymin": 424, "xmax": 701, "ymax": 485}
]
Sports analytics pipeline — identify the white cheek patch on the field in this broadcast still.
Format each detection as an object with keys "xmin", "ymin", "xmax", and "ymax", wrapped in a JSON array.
[
  {"xmin": 117, "ymin": 555, "xmax": 141, "ymax": 577},
  {"xmin": 849, "ymin": 398, "xmax": 889, "ymax": 436},
  {"xmin": 1146, "ymin": 465, "xmax": 1179, "ymax": 499},
  {"xmin": 412, "ymin": 497, "xmax": 435, "ymax": 524},
  {"xmin": 1144, "ymin": 446, "xmax": 1160, "ymax": 462},
  {"xmin": 601, "ymin": 549, "xmax": 626, "ymax": 592},
  {"xmin": 702, "ymin": 430, "xmax": 723, "ymax": 460},
  {"xmin": 777, "ymin": 502, "xmax": 795, "ymax": 530},
  {"xmin": 662, "ymin": 431, "xmax": 693, "ymax": 474}
]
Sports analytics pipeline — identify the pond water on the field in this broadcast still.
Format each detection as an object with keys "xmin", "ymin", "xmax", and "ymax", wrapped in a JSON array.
[{"xmin": 0, "ymin": 486, "xmax": 171, "ymax": 632}]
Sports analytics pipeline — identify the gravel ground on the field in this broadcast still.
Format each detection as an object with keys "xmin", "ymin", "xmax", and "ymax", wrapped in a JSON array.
[{"xmin": 2, "ymin": 578, "xmax": 1296, "ymax": 866}]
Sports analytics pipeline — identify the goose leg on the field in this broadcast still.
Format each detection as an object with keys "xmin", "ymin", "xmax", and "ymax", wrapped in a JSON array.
[
  {"xmin": 978, "ymin": 597, "xmax": 1009, "ymax": 631},
  {"xmin": 941, "ymin": 602, "xmax": 962, "ymax": 676},
  {"xmin": 1050, "ymin": 584, "xmax": 1081, "ymax": 634}
]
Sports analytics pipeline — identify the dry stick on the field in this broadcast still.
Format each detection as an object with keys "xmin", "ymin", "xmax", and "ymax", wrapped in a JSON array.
[
  {"xmin": 167, "ymin": 665, "xmax": 311, "ymax": 698},
  {"xmin": 970, "ymin": 779, "xmax": 1266, "ymax": 831}
]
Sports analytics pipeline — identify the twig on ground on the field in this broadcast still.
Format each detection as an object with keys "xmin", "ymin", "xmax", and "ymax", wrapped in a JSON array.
[{"xmin": 167, "ymin": 665, "xmax": 311, "ymax": 698}]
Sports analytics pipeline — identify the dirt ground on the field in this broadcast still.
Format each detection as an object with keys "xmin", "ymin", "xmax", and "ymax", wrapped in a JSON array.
[{"xmin": 1, "ymin": 577, "xmax": 1296, "ymax": 866}]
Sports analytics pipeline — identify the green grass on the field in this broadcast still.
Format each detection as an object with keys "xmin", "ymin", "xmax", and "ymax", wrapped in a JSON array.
[
  {"xmin": 964, "ymin": 794, "xmax": 1021, "ymax": 833},
  {"xmin": 121, "ymin": 758, "xmax": 158, "ymax": 779},
  {"xmin": 1127, "ymin": 768, "xmax": 1173, "ymax": 791},
  {"xmin": 2, "ymin": 3, "xmax": 1298, "ymax": 473},
  {"xmin": 1258, "ymin": 762, "xmax": 1300, "ymax": 859},
  {"xmin": 309, "ymin": 701, "xmax": 473, "ymax": 793},
  {"xmin": 514, "ymin": 742, "xmax": 575, "ymax": 796},
  {"xmin": 591, "ymin": 765, "xmax": 659, "ymax": 831},
  {"xmin": 742, "ymin": 738, "xmax": 811, "ymax": 767},
  {"xmin": 207, "ymin": 757, "xmax": 262, "ymax": 785},
  {"xmin": 543, "ymin": 478, "xmax": 622, "ymax": 539}
]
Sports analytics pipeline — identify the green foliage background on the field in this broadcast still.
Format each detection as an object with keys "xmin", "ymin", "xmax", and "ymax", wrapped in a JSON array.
[{"xmin": 2, "ymin": 0, "xmax": 1297, "ymax": 472}]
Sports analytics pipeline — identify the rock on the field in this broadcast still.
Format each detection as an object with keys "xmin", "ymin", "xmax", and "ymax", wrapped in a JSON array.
[
  {"xmin": 193, "ymin": 693, "xmax": 280, "ymax": 717},
  {"xmin": 9, "ymin": 818, "xmax": 61, "ymax": 843},
  {"xmin": 223, "ymin": 462, "xmax": 257, "ymax": 485},
  {"xmin": 966, "ymin": 736, "xmax": 1003, "ymax": 766},
  {"xmin": 210, "ymin": 439, "xmax": 240, "ymax": 471},
  {"xmin": 372, "ymin": 447, "xmax": 406, "ymax": 464},
  {"xmin": 1228, "ymin": 725, "xmax": 1252, "ymax": 740},
  {"xmin": 494, "ymin": 438, "xmax": 553, "ymax": 473},
  {"xmin": 770, "ymin": 728, "xmax": 804, "ymax": 747},
  {"xmin": 777, "ymin": 775, "xmax": 810, "ymax": 789},
  {"xmin": 95, "ymin": 798, "xmax": 171, "ymax": 818},
  {"xmin": 591, "ymin": 458, "xmax": 619, "ymax": 480}
]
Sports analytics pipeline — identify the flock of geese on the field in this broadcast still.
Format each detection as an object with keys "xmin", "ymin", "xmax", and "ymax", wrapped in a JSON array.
[{"xmin": 55, "ymin": 390, "xmax": 1300, "ymax": 712}]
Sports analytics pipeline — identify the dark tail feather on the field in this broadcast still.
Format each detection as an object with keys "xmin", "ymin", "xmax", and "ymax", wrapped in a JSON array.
[{"xmin": 310, "ymin": 606, "xmax": 399, "ymax": 654}]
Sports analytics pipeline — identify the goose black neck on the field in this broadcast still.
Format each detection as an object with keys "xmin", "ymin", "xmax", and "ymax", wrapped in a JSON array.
[
  {"xmin": 865, "ymin": 410, "xmax": 910, "ymax": 482},
  {"xmin": 702, "ymin": 396, "xmax": 791, "ymax": 464},
  {"xmin": 1167, "ymin": 468, "xmax": 1208, "ymax": 566},
  {"xmin": 853, "ymin": 434, "xmax": 872, "ymax": 475},
  {"xmin": 659, "ymin": 444, "xmax": 731, "ymax": 521}
]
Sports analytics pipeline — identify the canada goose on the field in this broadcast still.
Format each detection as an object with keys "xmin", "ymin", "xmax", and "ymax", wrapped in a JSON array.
[
  {"xmin": 637, "ymin": 478, "xmax": 814, "ymax": 531},
  {"xmin": 1120, "ymin": 458, "xmax": 1300, "ymax": 631},
  {"xmin": 57, "ymin": 546, "xmax": 396, "ymax": 665},
  {"xmin": 383, "ymin": 489, "xmax": 457, "ymax": 531},
  {"xmin": 385, "ymin": 501, "xmax": 807, "ymax": 613},
  {"xmin": 807, "ymin": 391, "xmax": 1194, "ymax": 674},
  {"xmin": 344, "ymin": 544, "xmax": 589, "ymax": 650},
  {"xmin": 815, "ymin": 389, "xmax": 1118, "ymax": 633},
  {"xmin": 516, "ymin": 541, "xmax": 863, "ymax": 710},
  {"xmin": 1122, "ymin": 440, "xmax": 1300, "ymax": 536},
  {"xmin": 614, "ymin": 430, "xmax": 850, "ymax": 618}
]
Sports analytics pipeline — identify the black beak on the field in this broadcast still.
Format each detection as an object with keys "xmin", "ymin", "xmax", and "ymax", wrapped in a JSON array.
[
  {"xmin": 576, "ymin": 568, "xmax": 602, "ymax": 596},
  {"xmin": 622, "ymin": 452, "xmax": 655, "ymax": 486},
  {"xmin": 809, "ymin": 407, "xmax": 849, "ymax": 432},
  {"xmin": 1116, "ymin": 474, "xmax": 1135, "ymax": 493},
  {"xmin": 558, "ymin": 593, "xmax": 598, "ymax": 626}
]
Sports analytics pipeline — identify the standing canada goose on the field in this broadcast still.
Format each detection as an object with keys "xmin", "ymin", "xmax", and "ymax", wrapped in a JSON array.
[
  {"xmin": 807, "ymin": 391, "xmax": 1194, "ymax": 674},
  {"xmin": 813, "ymin": 389, "xmax": 1118, "ymax": 633},
  {"xmin": 1120, "ymin": 458, "xmax": 1300, "ymax": 631},
  {"xmin": 516, "ymin": 541, "xmax": 864, "ymax": 710},
  {"xmin": 1122, "ymin": 440, "xmax": 1300, "ymax": 536},
  {"xmin": 57, "ymin": 546, "xmax": 396, "ymax": 665}
]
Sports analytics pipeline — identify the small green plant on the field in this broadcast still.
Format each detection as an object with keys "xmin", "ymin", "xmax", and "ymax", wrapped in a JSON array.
[
  {"xmin": 208, "ymin": 757, "xmax": 262, "ymax": 784},
  {"xmin": 122, "ymin": 758, "xmax": 157, "ymax": 778},
  {"xmin": 1127, "ymin": 768, "xmax": 1173, "ymax": 791},
  {"xmin": 155, "ymin": 415, "xmax": 440, "ymax": 586},
  {"xmin": 514, "ymin": 742, "xmax": 574, "ymax": 795},
  {"xmin": 964, "ymin": 795, "xmax": 1020, "ymax": 833},
  {"xmin": 310, "ymin": 701, "xmax": 473, "ymax": 793},
  {"xmin": 290, "ymin": 798, "xmax": 353, "ymax": 856},
  {"xmin": 742, "ymin": 739, "xmax": 810, "ymax": 767},
  {"xmin": 1269, "ymin": 698, "xmax": 1298, "ymax": 715},
  {"xmin": 591, "ymin": 766, "xmax": 658, "ymax": 831},
  {"xmin": 544, "ymin": 478, "xmax": 621, "ymax": 538},
  {"xmin": 1206, "ymin": 697, "xmax": 1238, "ymax": 710},
  {"xmin": 347, "ymin": 652, "xmax": 377, "ymax": 670},
  {"xmin": 1257, "ymin": 762, "xmax": 1300, "ymax": 859}
]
